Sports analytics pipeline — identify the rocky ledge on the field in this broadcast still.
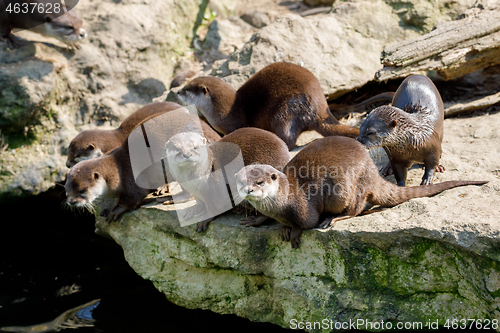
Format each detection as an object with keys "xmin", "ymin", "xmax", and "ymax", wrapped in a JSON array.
[{"xmin": 96, "ymin": 112, "xmax": 500, "ymax": 331}]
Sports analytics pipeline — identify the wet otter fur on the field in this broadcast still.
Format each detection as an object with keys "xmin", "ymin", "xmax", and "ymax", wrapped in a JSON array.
[
  {"xmin": 177, "ymin": 62, "xmax": 359, "ymax": 149},
  {"xmin": 358, "ymin": 75, "xmax": 444, "ymax": 186},
  {"xmin": 235, "ymin": 136, "xmax": 487, "ymax": 249}
]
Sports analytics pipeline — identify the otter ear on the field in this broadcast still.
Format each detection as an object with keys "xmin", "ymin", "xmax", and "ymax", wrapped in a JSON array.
[
  {"xmin": 87, "ymin": 144, "xmax": 95, "ymax": 151},
  {"xmin": 94, "ymin": 172, "xmax": 100, "ymax": 180},
  {"xmin": 201, "ymin": 86, "xmax": 208, "ymax": 95},
  {"xmin": 389, "ymin": 120, "xmax": 397, "ymax": 128},
  {"xmin": 202, "ymin": 138, "xmax": 207, "ymax": 145},
  {"xmin": 271, "ymin": 173, "xmax": 277, "ymax": 181}
]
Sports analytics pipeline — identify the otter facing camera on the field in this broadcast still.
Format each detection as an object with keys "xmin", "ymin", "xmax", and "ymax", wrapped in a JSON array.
[
  {"xmin": 164, "ymin": 133, "xmax": 245, "ymax": 227},
  {"xmin": 128, "ymin": 106, "xmax": 197, "ymax": 189},
  {"xmin": 1, "ymin": 1, "xmax": 79, "ymax": 31}
]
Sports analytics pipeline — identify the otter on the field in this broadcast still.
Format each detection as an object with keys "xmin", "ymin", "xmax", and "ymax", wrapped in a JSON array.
[
  {"xmin": 235, "ymin": 136, "xmax": 487, "ymax": 249},
  {"xmin": 176, "ymin": 62, "xmax": 359, "ymax": 149},
  {"xmin": 65, "ymin": 110, "xmax": 221, "ymax": 222},
  {"xmin": 165, "ymin": 127, "xmax": 290, "ymax": 232},
  {"xmin": 1, "ymin": 1, "xmax": 87, "ymax": 48},
  {"xmin": 170, "ymin": 69, "xmax": 197, "ymax": 89},
  {"xmin": 357, "ymin": 75, "xmax": 445, "ymax": 186},
  {"xmin": 66, "ymin": 102, "xmax": 186, "ymax": 168}
]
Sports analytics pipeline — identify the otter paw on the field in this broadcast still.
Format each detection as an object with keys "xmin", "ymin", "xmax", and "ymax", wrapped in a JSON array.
[
  {"xmin": 106, "ymin": 206, "xmax": 127, "ymax": 223},
  {"xmin": 232, "ymin": 206, "xmax": 247, "ymax": 215},
  {"xmin": 153, "ymin": 184, "xmax": 169, "ymax": 196},
  {"xmin": 279, "ymin": 226, "xmax": 292, "ymax": 242},
  {"xmin": 318, "ymin": 217, "xmax": 332, "ymax": 229},
  {"xmin": 436, "ymin": 165, "xmax": 446, "ymax": 173},
  {"xmin": 290, "ymin": 228, "xmax": 303, "ymax": 249},
  {"xmin": 290, "ymin": 236, "xmax": 301, "ymax": 249},
  {"xmin": 380, "ymin": 163, "xmax": 393, "ymax": 177},
  {"xmin": 240, "ymin": 215, "xmax": 270, "ymax": 227},
  {"xmin": 196, "ymin": 218, "xmax": 213, "ymax": 233},
  {"xmin": 100, "ymin": 209, "xmax": 110, "ymax": 217},
  {"xmin": 157, "ymin": 196, "xmax": 174, "ymax": 205},
  {"xmin": 420, "ymin": 178, "xmax": 432, "ymax": 186}
]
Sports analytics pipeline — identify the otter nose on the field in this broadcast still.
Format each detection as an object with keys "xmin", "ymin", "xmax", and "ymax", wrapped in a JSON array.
[
  {"xmin": 79, "ymin": 28, "xmax": 87, "ymax": 39},
  {"xmin": 182, "ymin": 152, "xmax": 192, "ymax": 159},
  {"xmin": 244, "ymin": 186, "xmax": 253, "ymax": 194}
]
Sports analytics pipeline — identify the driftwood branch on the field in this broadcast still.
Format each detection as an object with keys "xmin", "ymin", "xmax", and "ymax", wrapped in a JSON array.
[
  {"xmin": 375, "ymin": 9, "xmax": 500, "ymax": 81},
  {"xmin": 444, "ymin": 91, "xmax": 500, "ymax": 117}
]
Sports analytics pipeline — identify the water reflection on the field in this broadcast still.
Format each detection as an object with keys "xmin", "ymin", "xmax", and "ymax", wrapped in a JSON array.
[{"xmin": 0, "ymin": 299, "xmax": 100, "ymax": 333}]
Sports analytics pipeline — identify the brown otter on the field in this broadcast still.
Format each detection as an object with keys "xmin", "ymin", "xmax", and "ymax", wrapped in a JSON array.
[
  {"xmin": 170, "ymin": 69, "xmax": 197, "ymax": 89},
  {"xmin": 1, "ymin": 1, "xmax": 87, "ymax": 48},
  {"xmin": 66, "ymin": 101, "xmax": 186, "ymax": 168},
  {"xmin": 165, "ymin": 127, "xmax": 290, "ymax": 232},
  {"xmin": 176, "ymin": 62, "xmax": 359, "ymax": 149},
  {"xmin": 65, "ymin": 110, "xmax": 221, "ymax": 222},
  {"xmin": 357, "ymin": 75, "xmax": 445, "ymax": 186},
  {"xmin": 235, "ymin": 136, "xmax": 487, "ymax": 249}
]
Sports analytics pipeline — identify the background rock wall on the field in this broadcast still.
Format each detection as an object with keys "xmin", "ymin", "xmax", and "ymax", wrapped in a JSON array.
[{"xmin": 0, "ymin": 0, "xmax": 203, "ymax": 198}]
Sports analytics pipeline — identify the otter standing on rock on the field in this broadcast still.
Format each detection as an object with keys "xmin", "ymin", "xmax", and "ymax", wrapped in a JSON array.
[
  {"xmin": 177, "ymin": 62, "xmax": 359, "ymax": 149},
  {"xmin": 235, "ymin": 136, "xmax": 487, "ymax": 249},
  {"xmin": 165, "ymin": 127, "xmax": 290, "ymax": 232},
  {"xmin": 65, "ymin": 110, "xmax": 221, "ymax": 222},
  {"xmin": 0, "ymin": 0, "xmax": 87, "ymax": 48},
  {"xmin": 357, "ymin": 75, "xmax": 445, "ymax": 186}
]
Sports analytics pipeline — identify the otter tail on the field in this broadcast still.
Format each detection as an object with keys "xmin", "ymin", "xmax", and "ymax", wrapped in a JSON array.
[
  {"xmin": 370, "ymin": 179, "xmax": 488, "ymax": 207},
  {"xmin": 315, "ymin": 109, "xmax": 360, "ymax": 139},
  {"xmin": 328, "ymin": 92, "xmax": 395, "ymax": 113}
]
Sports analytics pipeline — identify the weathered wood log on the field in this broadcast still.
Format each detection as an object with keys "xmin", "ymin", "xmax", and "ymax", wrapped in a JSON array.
[
  {"xmin": 375, "ymin": 9, "xmax": 500, "ymax": 81},
  {"xmin": 444, "ymin": 91, "xmax": 500, "ymax": 117}
]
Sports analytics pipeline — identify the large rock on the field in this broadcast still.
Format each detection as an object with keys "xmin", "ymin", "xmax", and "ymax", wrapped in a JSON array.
[
  {"xmin": 0, "ymin": 0, "xmax": 204, "ymax": 198},
  {"xmin": 96, "ymin": 111, "xmax": 500, "ymax": 331},
  {"xmin": 210, "ymin": 0, "xmax": 420, "ymax": 100},
  {"xmin": 209, "ymin": 0, "xmax": 487, "ymax": 100}
]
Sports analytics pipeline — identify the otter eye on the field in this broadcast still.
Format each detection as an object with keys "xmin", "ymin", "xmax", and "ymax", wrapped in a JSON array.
[
  {"xmin": 193, "ymin": 146, "xmax": 199, "ymax": 150},
  {"xmin": 257, "ymin": 181, "xmax": 264, "ymax": 185}
]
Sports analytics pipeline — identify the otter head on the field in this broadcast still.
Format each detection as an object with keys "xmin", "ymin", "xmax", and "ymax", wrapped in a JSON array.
[
  {"xmin": 235, "ymin": 165, "xmax": 284, "ymax": 205},
  {"xmin": 165, "ymin": 132, "xmax": 210, "ymax": 173},
  {"xmin": 66, "ymin": 132, "xmax": 104, "ymax": 168},
  {"xmin": 357, "ymin": 106, "xmax": 397, "ymax": 149},
  {"xmin": 65, "ymin": 160, "xmax": 107, "ymax": 213},
  {"xmin": 32, "ymin": 7, "xmax": 87, "ymax": 45},
  {"xmin": 176, "ymin": 77, "xmax": 212, "ymax": 109}
]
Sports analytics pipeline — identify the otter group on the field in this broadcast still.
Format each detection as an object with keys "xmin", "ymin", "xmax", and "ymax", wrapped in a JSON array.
[{"xmin": 64, "ymin": 62, "xmax": 488, "ymax": 249}]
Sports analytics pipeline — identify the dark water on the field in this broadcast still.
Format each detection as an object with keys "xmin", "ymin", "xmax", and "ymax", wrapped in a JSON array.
[{"xmin": 0, "ymin": 186, "xmax": 294, "ymax": 333}]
